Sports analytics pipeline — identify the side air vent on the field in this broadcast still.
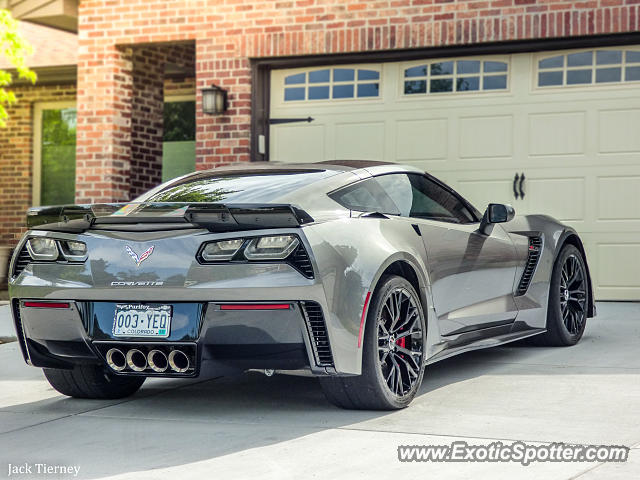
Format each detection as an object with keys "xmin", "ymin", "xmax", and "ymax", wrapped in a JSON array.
[
  {"xmin": 289, "ymin": 245, "xmax": 314, "ymax": 278},
  {"xmin": 12, "ymin": 245, "xmax": 30, "ymax": 277},
  {"xmin": 516, "ymin": 236, "xmax": 542, "ymax": 296},
  {"xmin": 301, "ymin": 301, "xmax": 333, "ymax": 367},
  {"xmin": 11, "ymin": 300, "xmax": 30, "ymax": 363}
]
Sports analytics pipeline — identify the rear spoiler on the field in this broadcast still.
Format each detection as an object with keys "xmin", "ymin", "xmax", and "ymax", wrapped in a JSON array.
[{"xmin": 25, "ymin": 203, "xmax": 314, "ymax": 233}]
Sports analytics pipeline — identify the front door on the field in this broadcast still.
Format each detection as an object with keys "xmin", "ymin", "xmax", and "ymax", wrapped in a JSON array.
[
  {"xmin": 374, "ymin": 173, "xmax": 519, "ymax": 336},
  {"xmin": 33, "ymin": 102, "xmax": 77, "ymax": 206}
]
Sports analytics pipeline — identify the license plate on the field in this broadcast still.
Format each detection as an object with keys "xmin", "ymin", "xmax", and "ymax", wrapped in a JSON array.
[{"xmin": 113, "ymin": 304, "xmax": 172, "ymax": 338}]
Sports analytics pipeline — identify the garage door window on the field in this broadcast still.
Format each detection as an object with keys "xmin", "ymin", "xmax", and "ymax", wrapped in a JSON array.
[
  {"xmin": 403, "ymin": 59, "xmax": 508, "ymax": 95},
  {"xmin": 284, "ymin": 67, "xmax": 380, "ymax": 102},
  {"xmin": 537, "ymin": 49, "xmax": 640, "ymax": 87}
]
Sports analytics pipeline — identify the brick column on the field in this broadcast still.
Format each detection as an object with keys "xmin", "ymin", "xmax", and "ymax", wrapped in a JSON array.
[
  {"xmin": 195, "ymin": 39, "xmax": 251, "ymax": 171},
  {"xmin": 129, "ymin": 47, "xmax": 165, "ymax": 199},
  {"xmin": 76, "ymin": 42, "xmax": 195, "ymax": 203},
  {"xmin": 75, "ymin": 44, "xmax": 133, "ymax": 204}
]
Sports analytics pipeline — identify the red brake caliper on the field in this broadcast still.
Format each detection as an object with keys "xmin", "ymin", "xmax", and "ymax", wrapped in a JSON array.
[{"xmin": 396, "ymin": 337, "xmax": 405, "ymax": 349}]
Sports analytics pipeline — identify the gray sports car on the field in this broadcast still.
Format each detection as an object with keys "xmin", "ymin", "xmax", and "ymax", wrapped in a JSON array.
[{"xmin": 8, "ymin": 161, "xmax": 594, "ymax": 409}]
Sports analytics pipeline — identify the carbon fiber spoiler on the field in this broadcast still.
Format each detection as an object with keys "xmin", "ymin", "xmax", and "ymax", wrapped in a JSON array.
[{"xmin": 25, "ymin": 203, "xmax": 314, "ymax": 233}]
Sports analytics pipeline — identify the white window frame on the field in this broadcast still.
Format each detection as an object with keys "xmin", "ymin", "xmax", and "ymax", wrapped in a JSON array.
[
  {"xmin": 277, "ymin": 63, "xmax": 384, "ymax": 106},
  {"xmin": 398, "ymin": 55, "xmax": 511, "ymax": 99},
  {"xmin": 164, "ymin": 94, "xmax": 196, "ymax": 103},
  {"xmin": 32, "ymin": 101, "xmax": 77, "ymax": 206},
  {"xmin": 534, "ymin": 46, "xmax": 640, "ymax": 91}
]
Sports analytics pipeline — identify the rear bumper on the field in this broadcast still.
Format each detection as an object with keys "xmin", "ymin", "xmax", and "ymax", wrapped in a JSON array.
[{"xmin": 10, "ymin": 299, "xmax": 336, "ymax": 377}]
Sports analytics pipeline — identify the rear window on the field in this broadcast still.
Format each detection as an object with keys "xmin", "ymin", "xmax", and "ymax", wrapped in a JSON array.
[
  {"xmin": 142, "ymin": 169, "xmax": 335, "ymax": 203},
  {"xmin": 328, "ymin": 177, "xmax": 400, "ymax": 215}
]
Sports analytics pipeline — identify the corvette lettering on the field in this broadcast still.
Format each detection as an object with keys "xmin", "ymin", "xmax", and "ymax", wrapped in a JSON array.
[{"xmin": 110, "ymin": 281, "xmax": 164, "ymax": 286}]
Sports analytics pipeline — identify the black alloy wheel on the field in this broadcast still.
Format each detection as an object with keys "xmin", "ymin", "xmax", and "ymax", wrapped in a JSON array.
[
  {"xmin": 559, "ymin": 253, "xmax": 588, "ymax": 335},
  {"xmin": 377, "ymin": 286, "xmax": 424, "ymax": 397},
  {"xmin": 532, "ymin": 244, "xmax": 589, "ymax": 346},
  {"xmin": 319, "ymin": 275, "xmax": 427, "ymax": 410}
]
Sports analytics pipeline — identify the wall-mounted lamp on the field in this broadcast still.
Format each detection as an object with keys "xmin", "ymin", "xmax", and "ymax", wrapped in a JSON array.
[{"xmin": 202, "ymin": 85, "xmax": 229, "ymax": 115}]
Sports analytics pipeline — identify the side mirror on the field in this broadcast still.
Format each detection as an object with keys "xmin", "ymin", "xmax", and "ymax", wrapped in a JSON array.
[{"xmin": 479, "ymin": 203, "xmax": 515, "ymax": 234}]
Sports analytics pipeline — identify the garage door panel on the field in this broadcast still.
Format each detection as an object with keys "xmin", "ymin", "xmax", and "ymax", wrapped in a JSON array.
[
  {"xmin": 576, "ymin": 233, "xmax": 639, "ymax": 301},
  {"xmin": 459, "ymin": 115, "xmax": 513, "ymax": 159},
  {"xmin": 597, "ymin": 176, "xmax": 640, "ymax": 221},
  {"xmin": 598, "ymin": 109, "xmax": 640, "ymax": 154},
  {"xmin": 334, "ymin": 122, "xmax": 385, "ymax": 160},
  {"xmin": 525, "ymin": 177, "xmax": 585, "ymax": 223},
  {"xmin": 395, "ymin": 118, "xmax": 448, "ymax": 162},
  {"xmin": 271, "ymin": 124, "xmax": 326, "ymax": 163},
  {"xmin": 454, "ymin": 171, "xmax": 517, "ymax": 211},
  {"xmin": 597, "ymin": 243, "xmax": 640, "ymax": 289},
  {"xmin": 528, "ymin": 112, "xmax": 586, "ymax": 157}
]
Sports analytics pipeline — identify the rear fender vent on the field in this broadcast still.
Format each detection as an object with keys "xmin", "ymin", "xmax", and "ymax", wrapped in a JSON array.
[
  {"xmin": 288, "ymin": 244, "xmax": 314, "ymax": 278},
  {"xmin": 12, "ymin": 245, "xmax": 30, "ymax": 277},
  {"xmin": 301, "ymin": 301, "xmax": 333, "ymax": 367},
  {"xmin": 516, "ymin": 236, "xmax": 542, "ymax": 296}
]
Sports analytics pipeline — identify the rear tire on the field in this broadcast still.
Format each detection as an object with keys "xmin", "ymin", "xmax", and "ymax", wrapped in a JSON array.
[
  {"xmin": 320, "ymin": 275, "xmax": 426, "ymax": 410},
  {"xmin": 43, "ymin": 365, "xmax": 145, "ymax": 399},
  {"xmin": 532, "ymin": 244, "xmax": 589, "ymax": 346}
]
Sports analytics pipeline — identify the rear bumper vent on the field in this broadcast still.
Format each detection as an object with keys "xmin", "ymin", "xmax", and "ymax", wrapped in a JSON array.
[
  {"xmin": 12, "ymin": 245, "xmax": 30, "ymax": 277},
  {"xmin": 516, "ymin": 236, "xmax": 542, "ymax": 296},
  {"xmin": 11, "ymin": 300, "xmax": 30, "ymax": 363},
  {"xmin": 301, "ymin": 301, "xmax": 333, "ymax": 367},
  {"xmin": 289, "ymin": 245, "xmax": 314, "ymax": 278}
]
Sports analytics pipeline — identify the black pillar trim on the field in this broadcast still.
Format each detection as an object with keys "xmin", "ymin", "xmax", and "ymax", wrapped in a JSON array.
[{"xmin": 250, "ymin": 62, "xmax": 271, "ymax": 162}]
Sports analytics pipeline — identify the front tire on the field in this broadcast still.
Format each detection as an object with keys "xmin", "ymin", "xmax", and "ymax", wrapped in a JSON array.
[
  {"xmin": 43, "ymin": 365, "xmax": 145, "ymax": 399},
  {"xmin": 534, "ymin": 244, "xmax": 589, "ymax": 346},
  {"xmin": 320, "ymin": 275, "xmax": 426, "ymax": 410}
]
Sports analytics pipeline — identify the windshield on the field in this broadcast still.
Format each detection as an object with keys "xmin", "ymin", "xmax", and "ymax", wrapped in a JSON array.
[{"xmin": 138, "ymin": 169, "xmax": 336, "ymax": 204}]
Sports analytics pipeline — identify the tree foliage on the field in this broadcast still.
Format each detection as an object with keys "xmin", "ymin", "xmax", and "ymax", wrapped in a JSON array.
[{"xmin": 0, "ymin": 9, "xmax": 36, "ymax": 127}]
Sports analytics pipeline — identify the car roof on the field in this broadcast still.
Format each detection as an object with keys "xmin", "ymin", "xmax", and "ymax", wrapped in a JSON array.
[
  {"xmin": 149, "ymin": 161, "xmax": 426, "ymax": 198},
  {"xmin": 189, "ymin": 160, "xmax": 422, "ymax": 176}
]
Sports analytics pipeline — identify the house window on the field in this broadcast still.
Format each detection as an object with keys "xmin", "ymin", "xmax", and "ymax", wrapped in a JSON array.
[
  {"xmin": 403, "ymin": 59, "xmax": 508, "ymax": 95},
  {"xmin": 33, "ymin": 102, "xmax": 77, "ymax": 206},
  {"xmin": 537, "ymin": 49, "xmax": 640, "ymax": 87},
  {"xmin": 284, "ymin": 67, "xmax": 381, "ymax": 102},
  {"xmin": 162, "ymin": 98, "xmax": 196, "ymax": 182},
  {"xmin": 32, "ymin": 99, "xmax": 195, "ymax": 207}
]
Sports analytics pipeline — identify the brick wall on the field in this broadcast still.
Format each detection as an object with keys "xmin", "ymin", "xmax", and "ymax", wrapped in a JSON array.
[
  {"xmin": 76, "ymin": 0, "xmax": 640, "ymax": 203},
  {"xmin": 75, "ymin": 42, "xmax": 195, "ymax": 203},
  {"xmin": 0, "ymin": 84, "xmax": 76, "ymax": 247},
  {"xmin": 129, "ymin": 45, "xmax": 196, "ymax": 198},
  {"xmin": 0, "ymin": 75, "xmax": 195, "ymax": 247},
  {"xmin": 165, "ymin": 77, "xmax": 196, "ymax": 98}
]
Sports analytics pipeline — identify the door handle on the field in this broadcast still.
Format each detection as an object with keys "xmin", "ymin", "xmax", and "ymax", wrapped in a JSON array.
[
  {"xmin": 513, "ymin": 173, "xmax": 520, "ymax": 200},
  {"xmin": 519, "ymin": 173, "xmax": 526, "ymax": 199},
  {"xmin": 268, "ymin": 117, "xmax": 315, "ymax": 125}
]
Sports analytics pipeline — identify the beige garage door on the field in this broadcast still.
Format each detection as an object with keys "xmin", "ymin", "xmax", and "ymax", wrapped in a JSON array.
[{"xmin": 270, "ymin": 47, "xmax": 640, "ymax": 300}]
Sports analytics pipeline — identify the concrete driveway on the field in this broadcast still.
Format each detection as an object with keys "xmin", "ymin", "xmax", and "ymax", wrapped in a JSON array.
[{"xmin": 0, "ymin": 302, "xmax": 638, "ymax": 479}]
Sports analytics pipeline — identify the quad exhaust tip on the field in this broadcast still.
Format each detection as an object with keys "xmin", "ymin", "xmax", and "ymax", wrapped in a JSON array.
[
  {"xmin": 104, "ymin": 346, "xmax": 190, "ymax": 373},
  {"xmin": 106, "ymin": 348, "xmax": 126, "ymax": 372},
  {"xmin": 168, "ymin": 350, "xmax": 189, "ymax": 373},
  {"xmin": 126, "ymin": 349, "xmax": 147, "ymax": 372},
  {"xmin": 147, "ymin": 349, "xmax": 168, "ymax": 373}
]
